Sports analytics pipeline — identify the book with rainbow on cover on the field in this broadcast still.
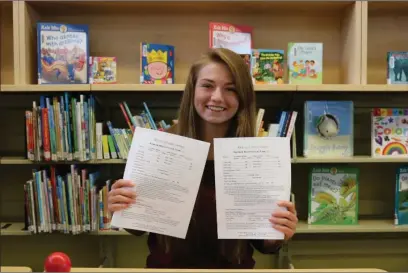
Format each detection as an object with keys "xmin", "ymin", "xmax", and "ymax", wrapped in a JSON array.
[
  {"xmin": 308, "ymin": 166, "xmax": 359, "ymax": 225},
  {"xmin": 371, "ymin": 108, "xmax": 408, "ymax": 158}
]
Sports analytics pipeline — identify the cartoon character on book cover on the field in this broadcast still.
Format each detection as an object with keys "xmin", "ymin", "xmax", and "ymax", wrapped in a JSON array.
[
  {"xmin": 288, "ymin": 42, "xmax": 323, "ymax": 84},
  {"xmin": 308, "ymin": 167, "xmax": 359, "ymax": 225},
  {"xmin": 395, "ymin": 167, "xmax": 408, "ymax": 225},
  {"xmin": 387, "ymin": 52, "xmax": 408, "ymax": 84},
  {"xmin": 371, "ymin": 108, "xmax": 408, "ymax": 157},
  {"xmin": 37, "ymin": 23, "xmax": 89, "ymax": 84},
  {"xmin": 251, "ymin": 49, "xmax": 284, "ymax": 84},
  {"xmin": 140, "ymin": 43, "xmax": 174, "ymax": 84},
  {"xmin": 89, "ymin": 57, "xmax": 117, "ymax": 84},
  {"xmin": 304, "ymin": 101, "xmax": 354, "ymax": 157}
]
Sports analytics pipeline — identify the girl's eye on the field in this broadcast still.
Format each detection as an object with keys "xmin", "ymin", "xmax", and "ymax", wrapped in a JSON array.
[
  {"xmin": 227, "ymin": 87, "xmax": 236, "ymax": 92},
  {"xmin": 202, "ymin": 84, "xmax": 212, "ymax": 88}
]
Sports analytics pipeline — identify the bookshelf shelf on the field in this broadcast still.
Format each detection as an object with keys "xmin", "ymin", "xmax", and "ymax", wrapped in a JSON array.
[
  {"xmin": 0, "ymin": 157, "xmax": 126, "ymax": 165},
  {"xmin": 2, "ymin": 220, "xmax": 407, "ymax": 236},
  {"xmin": 296, "ymin": 220, "xmax": 408, "ymax": 234},
  {"xmin": 295, "ymin": 156, "xmax": 408, "ymax": 164},
  {"xmin": 0, "ymin": 84, "xmax": 91, "ymax": 92},
  {"xmin": 2, "ymin": 156, "xmax": 407, "ymax": 165},
  {"xmin": 3, "ymin": 84, "xmax": 408, "ymax": 93}
]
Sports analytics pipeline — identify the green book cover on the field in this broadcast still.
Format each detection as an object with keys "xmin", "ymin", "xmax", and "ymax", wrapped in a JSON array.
[
  {"xmin": 308, "ymin": 166, "xmax": 359, "ymax": 225},
  {"xmin": 395, "ymin": 166, "xmax": 408, "ymax": 225}
]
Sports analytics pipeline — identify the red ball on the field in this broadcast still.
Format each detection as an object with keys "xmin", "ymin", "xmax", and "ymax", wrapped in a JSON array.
[{"xmin": 44, "ymin": 252, "xmax": 72, "ymax": 272}]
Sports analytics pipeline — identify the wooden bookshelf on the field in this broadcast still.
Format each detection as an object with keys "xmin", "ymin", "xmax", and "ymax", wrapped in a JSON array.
[{"xmin": 1, "ymin": 1, "xmax": 408, "ymax": 272}]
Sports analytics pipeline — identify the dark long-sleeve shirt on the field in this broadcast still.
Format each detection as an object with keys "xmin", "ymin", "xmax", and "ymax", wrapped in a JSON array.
[{"xmin": 125, "ymin": 160, "xmax": 282, "ymax": 269}]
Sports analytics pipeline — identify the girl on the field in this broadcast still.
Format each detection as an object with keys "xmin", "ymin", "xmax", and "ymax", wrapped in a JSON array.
[{"xmin": 107, "ymin": 48, "xmax": 298, "ymax": 269}]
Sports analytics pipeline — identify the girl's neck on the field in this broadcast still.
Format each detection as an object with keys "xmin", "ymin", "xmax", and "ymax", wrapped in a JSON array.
[
  {"xmin": 200, "ymin": 121, "xmax": 230, "ymax": 161},
  {"xmin": 200, "ymin": 121, "xmax": 229, "ymax": 144}
]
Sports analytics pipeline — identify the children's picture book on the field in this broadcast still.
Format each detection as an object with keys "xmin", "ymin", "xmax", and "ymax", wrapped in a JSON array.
[
  {"xmin": 308, "ymin": 167, "xmax": 359, "ymax": 225},
  {"xmin": 89, "ymin": 57, "xmax": 117, "ymax": 84},
  {"xmin": 37, "ymin": 23, "xmax": 89, "ymax": 84},
  {"xmin": 387, "ymin": 52, "xmax": 408, "ymax": 84},
  {"xmin": 209, "ymin": 22, "xmax": 252, "ymax": 55},
  {"xmin": 140, "ymin": 42, "xmax": 174, "ymax": 84},
  {"xmin": 250, "ymin": 49, "xmax": 285, "ymax": 84},
  {"xmin": 304, "ymin": 101, "xmax": 354, "ymax": 157},
  {"xmin": 371, "ymin": 108, "xmax": 408, "ymax": 157},
  {"xmin": 395, "ymin": 166, "xmax": 408, "ymax": 225},
  {"xmin": 288, "ymin": 42, "xmax": 323, "ymax": 84}
]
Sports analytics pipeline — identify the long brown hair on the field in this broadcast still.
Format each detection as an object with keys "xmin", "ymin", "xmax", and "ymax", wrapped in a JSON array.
[
  {"xmin": 159, "ymin": 48, "xmax": 257, "ymax": 264},
  {"xmin": 176, "ymin": 47, "xmax": 256, "ymax": 139}
]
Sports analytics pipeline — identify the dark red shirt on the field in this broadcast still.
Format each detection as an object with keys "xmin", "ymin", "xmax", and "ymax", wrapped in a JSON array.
[{"xmin": 125, "ymin": 160, "xmax": 281, "ymax": 269}]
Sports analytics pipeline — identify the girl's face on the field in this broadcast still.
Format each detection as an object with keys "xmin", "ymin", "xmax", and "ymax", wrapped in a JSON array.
[{"xmin": 194, "ymin": 62, "xmax": 239, "ymax": 126}]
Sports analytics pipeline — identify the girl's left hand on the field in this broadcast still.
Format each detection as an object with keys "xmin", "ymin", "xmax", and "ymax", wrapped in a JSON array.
[{"xmin": 269, "ymin": 200, "xmax": 298, "ymax": 241}]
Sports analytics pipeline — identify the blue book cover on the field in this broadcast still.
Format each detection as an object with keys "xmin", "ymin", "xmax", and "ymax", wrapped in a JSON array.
[
  {"xmin": 37, "ymin": 23, "xmax": 89, "ymax": 84},
  {"xmin": 304, "ymin": 101, "xmax": 354, "ymax": 157},
  {"xmin": 395, "ymin": 166, "xmax": 408, "ymax": 225},
  {"xmin": 140, "ymin": 42, "xmax": 174, "ymax": 84}
]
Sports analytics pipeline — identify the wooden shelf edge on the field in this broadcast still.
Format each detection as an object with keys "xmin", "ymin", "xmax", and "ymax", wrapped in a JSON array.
[
  {"xmin": 297, "ymin": 220, "xmax": 408, "ymax": 233},
  {"xmin": 2, "ymin": 84, "xmax": 408, "ymax": 92},
  {"xmin": 2, "ymin": 156, "xmax": 407, "ymax": 165},
  {"xmin": 2, "ymin": 221, "xmax": 407, "ymax": 236},
  {"xmin": 0, "ymin": 157, "xmax": 125, "ymax": 164},
  {"xmin": 294, "ymin": 156, "xmax": 408, "ymax": 163},
  {"xmin": 0, "ymin": 84, "xmax": 91, "ymax": 92}
]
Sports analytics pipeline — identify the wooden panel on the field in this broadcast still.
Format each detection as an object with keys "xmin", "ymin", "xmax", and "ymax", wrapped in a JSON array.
[
  {"xmin": 1, "ymin": 1, "xmax": 15, "ymax": 84},
  {"xmin": 366, "ymin": 1, "xmax": 408, "ymax": 84},
  {"xmin": 0, "ymin": 236, "xmax": 100, "ymax": 271},
  {"xmin": 19, "ymin": 1, "xmax": 358, "ymax": 85}
]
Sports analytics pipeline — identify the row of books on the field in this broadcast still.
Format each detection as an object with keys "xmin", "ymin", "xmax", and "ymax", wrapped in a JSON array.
[
  {"xmin": 22, "ymin": 164, "xmax": 407, "ymax": 235},
  {"xmin": 24, "ymin": 92, "xmax": 172, "ymax": 162},
  {"xmin": 25, "ymin": 93, "xmax": 96, "ymax": 162},
  {"xmin": 23, "ymin": 165, "xmax": 113, "ymax": 234},
  {"xmin": 303, "ymin": 101, "xmax": 408, "ymax": 158}
]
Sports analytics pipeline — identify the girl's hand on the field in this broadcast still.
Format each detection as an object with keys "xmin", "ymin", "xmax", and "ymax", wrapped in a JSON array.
[
  {"xmin": 107, "ymin": 179, "xmax": 137, "ymax": 212},
  {"xmin": 269, "ymin": 200, "xmax": 298, "ymax": 241}
]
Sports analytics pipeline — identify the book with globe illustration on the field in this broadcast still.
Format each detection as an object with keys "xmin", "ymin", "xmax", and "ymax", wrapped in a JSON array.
[
  {"xmin": 140, "ymin": 42, "xmax": 174, "ymax": 84},
  {"xmin": 371, "ymin": 108, "xmax": 408, "ymax": 158},
  {"xmin": 308, "ymin": 166, "xmax": 359, "ymax": 225},
  {"xmin": 395, "ymin": 166, "xmax": 408, "ymax": 225},
  {"xmin": 303, "ymin": 101, "xmax": 354, "ymax": 158}
]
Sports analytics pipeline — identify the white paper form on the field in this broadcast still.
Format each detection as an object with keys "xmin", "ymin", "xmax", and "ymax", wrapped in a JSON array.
[
  {"xmin": 214, "ymin": 137, "xmax": 291, "ymax": 240},
  {"xmin": 111, "ymin": 128, "xmax": 210, "ymax": 239}
]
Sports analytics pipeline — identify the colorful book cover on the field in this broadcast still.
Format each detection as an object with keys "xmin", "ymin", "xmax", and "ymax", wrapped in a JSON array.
[
  {"xmin": 308, "ymin": 166, "xmax": 359, "ymax": 225},
  {"xmin": 37, "ymin": 23, "xmax": 89, "ymax": 84},
  {"xmin": 89, "ymin": 57, "xmax": 117, "ymax": 84},
  {"xmin": 250, "ymin": 49, "xmax": 285, "ymax": 84},
  {"xmin": 395, "ymin": 166, "xmax": 408, "ymax": 225},
  {"xmin": 303, "ymin": 101, "xmax": 354, "ymax": 157},
  {"xmin": 140, "ymin": 42, "xmax": 174, "ymax": 84},
  {"xmin": 387, "ymin": 52, "xmax": 408, "ymax": 84},
  {"xmin": 209, "ymin": 22, "xmax": 252, "ymax": 55},
  {"xmin": 288, "ymin": 42, "xmax": 323, "ymax": 84},
  {"xmin": 371, "ymin": 108, "xmax": 408, "ymax": 157}
]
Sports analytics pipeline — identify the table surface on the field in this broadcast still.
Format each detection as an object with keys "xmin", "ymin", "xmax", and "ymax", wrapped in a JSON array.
[
  {"xmin": 70, "ymin": 268, "xmax": 387, "ymax": 272},
  {"xmin": 0, "ymin": 266, "xmax": 32, "ymax": 272}
]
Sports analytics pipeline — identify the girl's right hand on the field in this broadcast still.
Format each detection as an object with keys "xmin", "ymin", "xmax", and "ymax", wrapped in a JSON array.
[{"xmin": 107, "ymin": 179, "xmax": 137, "ymax": 212}]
